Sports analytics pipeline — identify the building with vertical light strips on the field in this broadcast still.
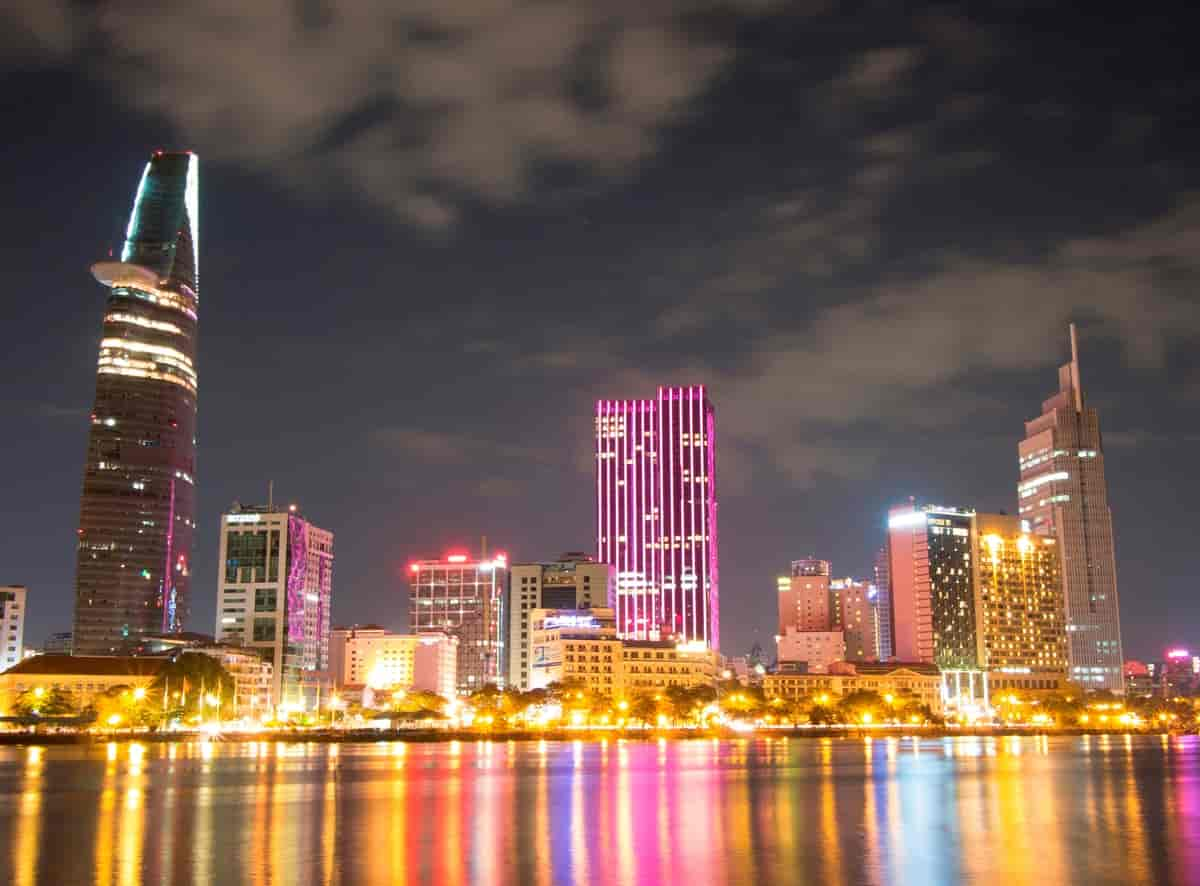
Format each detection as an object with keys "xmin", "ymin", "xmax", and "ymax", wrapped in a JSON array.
[
  {"xmin": 1018, "ymin": 325, "xmax": 1124, "ymax": 691},
  {"xmin": 595, "ymin": 386, "xmax": 719, "ymax": 649},
  {"xmin": 73, "ymin": 152, "xmax": 200, "ymax": 654}
]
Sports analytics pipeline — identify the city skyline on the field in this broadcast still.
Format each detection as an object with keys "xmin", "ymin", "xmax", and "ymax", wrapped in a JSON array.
[{"xmin": 2, "ymin": 6, "xmax": 1199, "ymax": 663}]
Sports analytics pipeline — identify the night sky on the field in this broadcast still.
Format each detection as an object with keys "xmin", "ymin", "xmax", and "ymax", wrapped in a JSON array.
[{"xmin": 2, "ymin": 3, "xmax": 1197, "ymax": 661}]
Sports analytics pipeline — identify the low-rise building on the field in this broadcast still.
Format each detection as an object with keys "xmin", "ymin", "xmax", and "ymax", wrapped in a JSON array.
[
  {"xmin": 194, "ymin": 645, "xmax": 274, "ymax": 717},
  {"xmin": 330, "ymin": 626, "xmax": 458, "ymax": 699},
  {"xmin": 622, "ymin": 641, "xmax": 719, "ymax": 693},
  {"xmin": 0, "ymin": 655, "xmax": 165, "ymax": 715},
  {"xmin": 987, "ymin": 670, "xmax": 1076, "ymax": 699},
  {"xmin": 763, "ymin": 662, "xmax": 943, "ymax": 714}
]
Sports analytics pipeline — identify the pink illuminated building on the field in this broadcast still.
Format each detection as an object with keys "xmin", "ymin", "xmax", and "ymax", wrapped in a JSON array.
[{"xmin": 595, "ymin": 386, "xmax": 719, "ymax": 649}]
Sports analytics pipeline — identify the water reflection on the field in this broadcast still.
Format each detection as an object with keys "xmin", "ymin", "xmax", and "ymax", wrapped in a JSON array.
[{"xmin": 0, "ymin": 735, "xmax": 1196, "ymax": 884}]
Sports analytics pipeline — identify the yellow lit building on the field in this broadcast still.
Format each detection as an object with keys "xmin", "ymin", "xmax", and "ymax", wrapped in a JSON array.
[
  {"xmin": 621, "ymin": 640, "xmax": 719, "ymax": 692},
  {"xmin": 763, "ymin": 662, "xmax": 943, "ymax": 714},
  {"xmin": 530, "ymin": 609, "xmax": 622, "ymax": 696},
  {"xmin": 0, "ymin": 656, "xmax": 164, "ymax": 716},
  {"xmin": 973, "ymin": 513, "xmax": 1068, "ymax": 676}
]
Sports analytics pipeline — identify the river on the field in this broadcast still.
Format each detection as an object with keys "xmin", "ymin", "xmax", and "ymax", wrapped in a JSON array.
[{"xmin": 0, "ymin": 734, "xmax": 1196, "ymax": 884}]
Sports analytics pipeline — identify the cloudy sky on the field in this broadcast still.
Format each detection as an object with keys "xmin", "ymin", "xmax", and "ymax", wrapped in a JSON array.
[{"xmin": 2, "ymin": 1, "xmax": 1198, "ymax": 659}]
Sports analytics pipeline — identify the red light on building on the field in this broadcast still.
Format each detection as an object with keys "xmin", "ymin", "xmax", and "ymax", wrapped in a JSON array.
[{"xmin": 409, "ymin": 563, "xmax": 420, "ymax": 574}]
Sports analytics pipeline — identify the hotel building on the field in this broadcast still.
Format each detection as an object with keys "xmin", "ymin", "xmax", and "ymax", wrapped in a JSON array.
[
  {"xmin": 214, "ymin": 504, "xmax": 334, "ymax": 710},
  {"xmin": 73, "ymin": 152, "xmax": 200, "ymax": 653},
  {"xmin": 596, "ymin": 386, "xmax": 719, "ymax": 649},
  {"xmin": 408, "ymin": 551, "xmax": 508, "ymax": 691},
  {"xmin": 831, "ymin": 577, "xmax": 878, "ymax": 662},
  {"xmin": 507, "ymin": 554, "xmax": 611, "ymax": 690},
  {"xmin": 1018, "ymin": 325, "xmax": 1124, "ymax": 691}
]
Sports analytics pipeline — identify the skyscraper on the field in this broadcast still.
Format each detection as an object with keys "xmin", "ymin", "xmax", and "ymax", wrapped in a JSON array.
[
  {"xmin": 831, "ymin": 577, "xmax": 878, "ymax": 662},
  {"xmin": 887, "ymin": 502, "xmax": 979, "ymax": 668},
  {"xmin": 408, "ymin": 552, "xmax": 509, "ymax": 691},
  {"xmin": 596, "ymin": 386, "xmax": 719, "ymax": 649},
  {"xmin": 73, "ymin": 152, "xmax": 200, "ymax": 654},
  {"xmin": 873, "ymin": 547, "xmax": 893, "ymax": 660},
  {"xmin": 778, "ymin": 558, "xmax": 831, "ymax": 633},
  {"xmin": 214, "ymin": 503, "xmax": 334, "ymax": 710},
  {"xmin": 1019, "ymin": 325, "xmax": 1124, "ymax": 691}
]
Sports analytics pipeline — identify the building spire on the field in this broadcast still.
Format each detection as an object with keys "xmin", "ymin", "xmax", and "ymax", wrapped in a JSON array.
[{"xmin": 1069, "ymin": 323, "xmax": 1083, "ymax": 411}]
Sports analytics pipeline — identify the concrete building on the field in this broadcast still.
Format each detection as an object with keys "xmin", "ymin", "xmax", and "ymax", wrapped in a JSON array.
[
  {"xmin": 831, "ymin": 578, "xmax": 878, "ymax": 662},
  {"xmin": 409, "ymin": 551, "xmax": 508, "ymax": 691},
  {"xmin": 776, "ymin": 626, "xmax": 845, "ymax": 673},
  {"xmin": 973, "ymin": 513, "xmax": 1067, "ymax": 675},
  {"xmin": 621, "ymin": 640, "xmax": 719, "ymax": 693},
  {"xmin": 887, "ymin": 503, "xmax": 979, "ymax": 669},
  {"xmin": 330, "ymin": 626, "xmax": 457, "ymax": 699},
  {"xmin": 1, "ymin": 586, "xmax": 28, "ymax": 671},
  {"xmin": 529, "ymin": 608, "xmax": 621, "ymax": 695},
  {"xmin": 507, "ymin": 555, "xmax": 611, "ymax": 690},
  {"xmin": 873, "ymin": 547, "xmax": 893, "ymax": 659},
  {"xmin": 1018, "ymin": 325, "xmax": 1124, "ymax": 691},
  {"xmin": 0, "ymin": 655, "xmax": 165, "ymax": 716},
  {"xmin": 193, "ymin": 645, "xmax": 274, "ymax": 718},
  {"xmin": 763, "ymin": 662, "xmax": 943, "ymax": 715},
  {"xmin": 214, "ymin": 503, "xmax": 334, "ymax": 711},
  {"xmin": 778, "ymin": 559, "xmax": 831, "ymax": 634},
  {"xmin": 596, "ymin": 386, "xmax": 719, "ymax": 649}
]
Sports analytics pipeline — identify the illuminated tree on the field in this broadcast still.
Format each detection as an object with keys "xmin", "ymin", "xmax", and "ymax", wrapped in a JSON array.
[
  {"xmin": 11, "ymin": 686, "xmax": 76, "ymax": 718},
  {"xmin": 150, "ymin": 653, "xmax": 234, "ymax": 721}
]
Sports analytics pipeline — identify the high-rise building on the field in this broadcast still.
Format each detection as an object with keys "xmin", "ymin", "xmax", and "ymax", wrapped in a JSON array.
[
  {"xmin": 873, "ymin": 547, "xmax": 893, "ymax": 660},
  {"xmin": 507, "ymin": 554, "xmax": 611, "ymax": 690},
  {"xmin": 73, "ymin": 152, "xmax": 200, "ymax": 654},
  {"xmin": 214, "ymin": 503, "xmax": 334, "ymax": 710},
  {"xmin": 1018, "ymin": 325, "xmax": 1124, "ymax": 691},
  {"xmin": 831, "ymin": 578, "xmax": 878, "ymax": 662},
  {"xmin": 778, "ymin": 558, "xmax": 831, "ymax": 633},
  {"xmin": 596, "ymin": 386, "xmax": 719, "ymax": 648},
  {"xmin": 408, "ymin": 552, "xmax": 508, "ymax": 691},
  {"xmin": 973, "ymin": 513, "xmax": 1067, "ymax": 675},
  {"xmin": 887, "ymin": 503, "xmax": 979, "ymax": 668},
  {"xmin": 0, "ymin": 586, "xmax": 28, "ymax": 671}
]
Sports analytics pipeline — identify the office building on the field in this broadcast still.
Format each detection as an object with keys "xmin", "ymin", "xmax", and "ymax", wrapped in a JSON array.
[
  {"xmin": 973, "ymin": 513, "xmax": 1067, "ymax": 675},
  {"xmin": 596, "ymin": 386, "xmax": 719, "ymax": 649},
  {"xmin": 409, "ymin": 551, "xmax": 508, "ymax": 690},
  {"xmin": 214, "ymin": 503, "xmax": 334, "ymax": 710},
  {"xmin": 1018, "ymin": 325, "xmax": 1124, "ymax": 691},
  {"xmin": 73, "ymin": 152, "xmax": 200, "ymax": 654},
  {"xmin": 776, "ymin": 627, "xmax": 845, "ymax": 673},
  {"xmin": 507, "ymin": 554, "xmax": 611, "ymax": 690},
  {"xmin": 873, "ymin": 547, "xmax": 893, "ymax": 659},
  {"xmin": 1, "ymin": 586, "xmax": 28, "ymax": 671},
  {"xmin": 778, "ymin": 558, "xmax": 831, "ymax": 633},
  {"xmin": 330, "ymin": 626, "xmax": 457, "ymax": 700},
  {"xmin": 887, "ymin": 502, "xmax": 979, "ymax": 668},
  {"xmin": 831, "ymin": 578, "xmax": 878, "ymax": 662}
]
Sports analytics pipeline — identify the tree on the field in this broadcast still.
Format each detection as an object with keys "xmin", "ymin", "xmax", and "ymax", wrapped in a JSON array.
[
  {"xmin": 150, "ymin": 653, "xmax": 235, "ymax": 721},
  {"xmin": 11, "ymin": 686, "xmax": 76, "ymax": 718},
  {"xmin": 838, "ymin": 690, "xmax": 884, "ymax": 724},
  {"xmin": 629, "ymin": 693, "xmax": 659, "ymax": 728}
]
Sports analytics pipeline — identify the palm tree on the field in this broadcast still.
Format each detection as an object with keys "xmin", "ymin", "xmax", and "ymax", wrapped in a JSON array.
[{"xmin": 151, "ymin": 652, "xmax": 235, "ymax": 722}]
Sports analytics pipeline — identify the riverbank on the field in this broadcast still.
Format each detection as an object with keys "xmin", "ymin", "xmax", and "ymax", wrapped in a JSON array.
[{"xmin": 0, "ymin": 725, "xmax": 1194, "ymax": 745}]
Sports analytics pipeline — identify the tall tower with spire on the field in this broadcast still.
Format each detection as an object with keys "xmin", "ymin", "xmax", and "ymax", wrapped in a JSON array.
[{"xmin": 1017, "ymin": 324, "xmax": 1124, "ymax": 692}]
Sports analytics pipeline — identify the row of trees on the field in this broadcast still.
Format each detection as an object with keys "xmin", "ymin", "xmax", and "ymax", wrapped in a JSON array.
[{"xmin": 9, "ymin": 654, "xmax": 235, "ymax": 729}]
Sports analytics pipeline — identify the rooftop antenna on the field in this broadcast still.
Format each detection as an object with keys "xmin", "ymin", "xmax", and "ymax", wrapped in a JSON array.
[
  {"xmin": 1069, "ymin": 323, "xmax": 1083, "ymax": 412},
  {"xmin": 268, "ymin": 479, "xmax": 274, "ymax": 510},
  {"xmin": 481, "ymin": 535, "xmax": 488, "ymax": 560}
]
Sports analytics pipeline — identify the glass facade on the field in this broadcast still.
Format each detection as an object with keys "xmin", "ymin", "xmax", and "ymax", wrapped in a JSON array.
[{"xmin": 73, "ymin": 153, "xmax": 200, "ymax": 654}]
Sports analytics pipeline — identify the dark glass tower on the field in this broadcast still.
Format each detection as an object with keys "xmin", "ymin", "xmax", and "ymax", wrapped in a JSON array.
[{"xmin": 72, "ymin": 152, "xmax": 200, "ymax": 654}]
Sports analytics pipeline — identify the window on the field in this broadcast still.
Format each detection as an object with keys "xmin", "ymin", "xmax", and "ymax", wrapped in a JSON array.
[
  {"xmin": 254, "ymin": 589, "xmax": 277, "ymax": 612},
  {"xmin": 253, "ymin": 619, "xmax": 276, "ymax": 642}
]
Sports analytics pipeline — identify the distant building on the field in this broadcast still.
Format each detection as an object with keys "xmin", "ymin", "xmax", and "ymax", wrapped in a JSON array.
[
  {"xmin": 778, "ymin": 559, "xmax": 831, "ymax": 633},
  {"xmin": 528, "ymin": 608, "xmax": 621, "ymax": 695},
  {"xmin": 973, "ymin": 513, "xmax": 1067, "ymax": 675},
  {"xmin": 621, "ymin": 640, "xmax": 719, "ymax": 693},
  {"xmin": 887, "ymin": 503, "xmax": 979, "ymax": 668},
  {"xmin": 776, "ymin": 627, "xmax": 845, "ymax": 673},
  {"xmin": 0, "ymin": 655, "xmax": 165, "ymax": 715},
  {"xmin": 193, "ymin": 645, "xmax": 274, "ymax": 717},
  {"xmin": 1, "ymin": 586, "xmax": 28, "ymax": 671},
  {"xmin": 43, "ymin": 632, "xmax": 73, "ymax": 656},
  {"xmin": 73, "ymin": 152, "xmax": 200, "ymax": 654},
  {"xmin": 1018, "ymin": 325, "xmax": 1124, "ymax": 691},
  {"xmin": 596, "ymin": 386, "xmax": 719, "ymax": 649},
  {"xmin": 830, "ymin": 578, "xmax": 878, "ymax": 662},
  {"xmin": 763, "ymin": 661, "xmax": 943, "ymax": 715},
  {"xmin": 873, "ymin": 547, "xmax": 893, "ymax": 659},
  {"xmin": 507, "ymin": 554, "xmax": 611, "ymax": 690},
  {"xmin": 409, "ymin": 551, "xmax": 508, "ymax": 691},
  {"xmin": 329, "ymin": 626, "xmax": 457, "ymax": 700},
  {"xmin": 214, "ymin": 503, "xmax": 334, "ymax": 711}
]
